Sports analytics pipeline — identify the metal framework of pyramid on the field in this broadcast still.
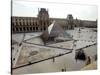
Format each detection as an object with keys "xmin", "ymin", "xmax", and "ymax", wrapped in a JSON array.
[{"xmin": 40, "ymin": 21, "xmax": 72, "ymax": 45}]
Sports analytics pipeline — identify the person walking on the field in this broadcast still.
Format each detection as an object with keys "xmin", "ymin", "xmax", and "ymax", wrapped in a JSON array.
[
  {"xmin": 86, "ymin": 56, "xmax": 91, "ymax": 65},
  {"xmin": 52, "ymin": 57, "xmax": 55, "ymax": 63}
]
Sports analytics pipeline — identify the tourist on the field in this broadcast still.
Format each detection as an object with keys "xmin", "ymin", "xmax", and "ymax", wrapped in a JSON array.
[
  {"xmin": 95, "ymin": 54, "xmax": 97, "ymax": 61},
  {"xmin": 61, "ymin": 68, "xmax": 66, "ymax": 72},
  {"xmin": 52, "ymin": 57, "xmax": 55, "ymax": 62},
  {"xmin": 86, "ymin": 56, "xmax": 91, "ymax": 65},
  {"xmin": 61, "ymin": 69, "xmax": 65, "ymax": 72}
]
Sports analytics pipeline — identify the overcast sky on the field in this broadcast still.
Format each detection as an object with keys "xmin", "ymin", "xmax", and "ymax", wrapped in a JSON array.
[{"xmin": 12, "ymin": 0, "xmax": 98, "ymax": 21}]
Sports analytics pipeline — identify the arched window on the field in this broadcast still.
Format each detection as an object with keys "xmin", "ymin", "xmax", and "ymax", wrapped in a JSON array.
[
  {"xmin": 30, "ymin": 27, "xmax": 32, "ymax": 31},
  {"xmin": 16, "ymin": 27, "xmax": 18, "ymax": 31},
  {"xmin": 23, "ymin": 27, "xmax": 25, "ymax": 31},
  {"xmin": 44, "ymin": 21, "xmax": 45, "ymax": 26},
  {"xmin": 20, "ymin": 27, "xmax": 22, "ymax": 31},
  {"xmin": 44, "ymin": 27, "xmax": 46, "ymax": 30},
  {"xmin": 27, "ymin": 27, "xmax": 29, "ymax": 31},
  {"xmin": 41, "ymin": 28, "xmax": 42, "ymax": 31},
  {"xmin": 33, "ymin": 27, "xmax": 35, "ymax": 30},
  {"xmin": 20, "ymin": 21, "xmax": 21, "ymax": 26}
]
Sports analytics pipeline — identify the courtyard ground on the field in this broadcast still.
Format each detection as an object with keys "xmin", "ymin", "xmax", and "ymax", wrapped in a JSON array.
[{"xmin": 12, "ymin": 27, "xmax": 97, "ymax": 74}]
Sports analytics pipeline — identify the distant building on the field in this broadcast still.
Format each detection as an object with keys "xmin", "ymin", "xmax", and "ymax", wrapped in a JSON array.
[{"xmin": 11, "ymin": 8, "xmax": 97, "ymax": 33}]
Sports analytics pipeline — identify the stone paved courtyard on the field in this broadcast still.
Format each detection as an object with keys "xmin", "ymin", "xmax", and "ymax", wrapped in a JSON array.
[{"xmin": 12, "ymin": 27, "xmax": 97, "ymax": 74}]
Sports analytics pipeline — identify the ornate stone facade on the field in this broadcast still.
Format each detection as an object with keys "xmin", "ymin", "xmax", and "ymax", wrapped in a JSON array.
[
  {"xmin": 11, "ymin": 8, "xmax": 97, "ymax": 33},
  {"xmin": 12, "ymin": 8, "xmax": 51, "ymax": 33}
]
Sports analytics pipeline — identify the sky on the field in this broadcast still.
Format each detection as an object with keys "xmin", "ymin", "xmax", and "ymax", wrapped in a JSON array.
[{"xmin": 12, "ymin": 0, "xmax": 98, "ymax": 21}]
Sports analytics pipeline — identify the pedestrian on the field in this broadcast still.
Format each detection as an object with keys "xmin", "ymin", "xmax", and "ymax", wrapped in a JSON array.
[
  {"xmin": 86, "ymin": 56, "xmax": 91, "ymax": 65},
  {"xmin": 52, "ymin": 57, "xmax": 55, "ymax": 63},
  {"xmin": 75, "ymin": 51, "xmax": 78, "ymax": 62},
  {"xmin": 61, "ymin": 68, "xmax": 66, "ymax": 72},
  {"xmin": 95, "ymin": 54, "xmax": 97, "ymax": 61},
  {"xmin": 61, "ymin": 69, "xmax": 64, "ymax": 72}
]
